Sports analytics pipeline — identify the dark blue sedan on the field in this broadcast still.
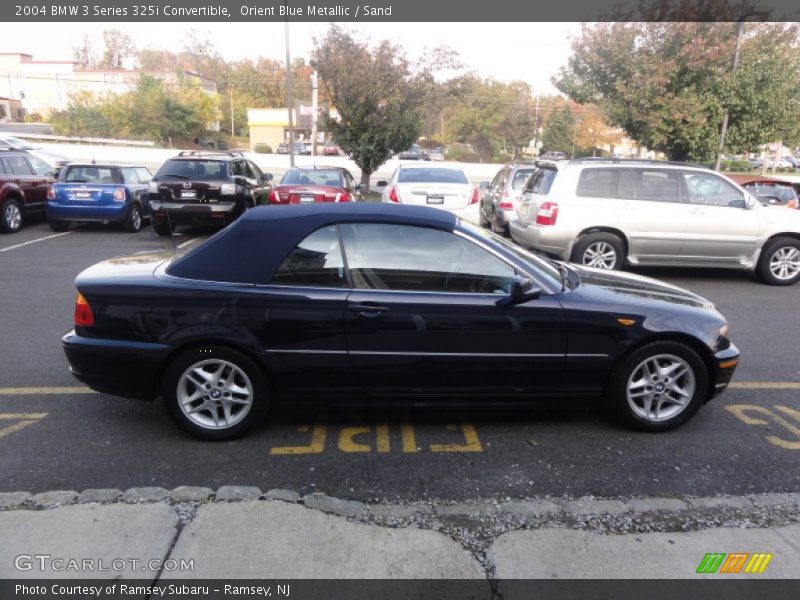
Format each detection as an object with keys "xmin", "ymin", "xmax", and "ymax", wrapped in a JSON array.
[
  {"xmin": 62, "ymin": 204, "xmax": 740, "ymax": 440},
  {"xmin": 46, "ymin": 163, "xmax": 153, "ymax": 232}
]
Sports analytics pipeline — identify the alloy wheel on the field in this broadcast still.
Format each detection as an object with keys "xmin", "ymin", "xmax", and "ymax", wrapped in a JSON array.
[
  {"xmin": 769, "ymin": 246, "xmax": 800, "ymax": 281},
  {"xmin": 176, "ymin": 359, "xmax": 254, "ymax": 429},
  {"xmin": 582, "ymin": 241, "xmax": 617, "ymax": 269},
  {"xmin": 626, "ymin": 354, "xmax": 695, "ymax": 422},
  {"xmin": 5, "ymin": 203, "xmax": 22, "ymax": 231}
]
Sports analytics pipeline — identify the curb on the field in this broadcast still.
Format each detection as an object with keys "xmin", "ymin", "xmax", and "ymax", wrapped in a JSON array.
[{"xmin": 1, "ymin": 488, "xmax": 798, "ymax": 520}]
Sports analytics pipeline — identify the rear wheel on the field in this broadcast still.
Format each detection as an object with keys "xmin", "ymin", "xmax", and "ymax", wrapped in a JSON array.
[
  {"xmin": 572, "ymin": 232, "xmax": 625, "ymax": 270},
  {"xmin": 758, "ymin": 237, "xmax": 800, "ymax": 286},
  {"xmin": 1, "ymin": 198, "xmax": 23, "ymax": 233},
  {"xmin": 162, "ymin": 346, "xmax": 269, "ymax": 440},
  {"xmin": 153, "ymin": 218, "xmax": 175, "ymax": 237},
  {"xmin": 123, "ymin": 203, "xmax": 142, "ymax": 233},
  {"xmin": 607, "ymin": 341, "xmax": 707, "ymax": 432},
  {"xmin": 491, "ymin": 209, "xmax": 508, "ymax": 236}
]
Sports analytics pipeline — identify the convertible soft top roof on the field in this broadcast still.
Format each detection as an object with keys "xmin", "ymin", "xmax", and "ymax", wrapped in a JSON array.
[{"xmin": 167, "ymin": 204, "xmax": 458, "ymax": 284}]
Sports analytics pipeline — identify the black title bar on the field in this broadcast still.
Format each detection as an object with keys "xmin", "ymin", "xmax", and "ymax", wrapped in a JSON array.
[{"xmin": 4, "ymin": 0, "xmax": 800, "ymax": 22}]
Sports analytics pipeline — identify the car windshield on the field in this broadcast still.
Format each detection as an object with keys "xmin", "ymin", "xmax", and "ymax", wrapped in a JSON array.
[
  {"xmin": 157, "ymin": 159, "xmax": 226, "ymax": 180},
  {"xmin": 511, "ymin": 169, "xmax": 535, "ymax": 189},
  {"xmin": 459, "ymin": 221, "xmax": 563, "ymax": 288},
  {"xmin": 281, "ymin": 169, "xmax": 342, "ymax": 186},
  {"xmin": 61, "ymin": 166, "xmax": 117, "ymax": 183},
  {"xmin": 398, "ymin": 168, "xmax": 468, "ymax": 184}
]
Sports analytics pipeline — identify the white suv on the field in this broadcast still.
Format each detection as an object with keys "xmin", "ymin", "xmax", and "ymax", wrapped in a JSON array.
[{"xmin": 508, "ymin": 158, "xmax": 800, "ymax": 285}]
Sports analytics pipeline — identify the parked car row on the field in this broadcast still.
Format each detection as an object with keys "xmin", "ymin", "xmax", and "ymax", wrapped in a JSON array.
[{"xmin": 275, "ymin": 141, "xmax": 341, "ymax": 156}]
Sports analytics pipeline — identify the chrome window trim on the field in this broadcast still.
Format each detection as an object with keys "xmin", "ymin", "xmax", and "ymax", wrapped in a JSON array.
[{"xmin": 264, "ymin": 349, "xmax": 609, "ymax": 358}]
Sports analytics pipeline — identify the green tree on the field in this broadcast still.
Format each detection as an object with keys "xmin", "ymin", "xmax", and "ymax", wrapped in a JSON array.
[
  {"xmin": 541, "ymin": 105, "xmax": 576, "ymax": 156},
  {"xmin": 554, "ymin": 22, "xmax": 800, "ymax": 162},
  {"xmin": 311, "ymin": 25, "xmax": 430, "ymax": 187}
]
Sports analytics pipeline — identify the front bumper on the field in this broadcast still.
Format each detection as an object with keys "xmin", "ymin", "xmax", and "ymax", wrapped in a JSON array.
[
  {"xmin": 709, "ymin": 343, "xmax": 741, "ymax": 399},
  {"xmin": 62, "ymin": 331, "xmax": 171, "ymax": 401}
]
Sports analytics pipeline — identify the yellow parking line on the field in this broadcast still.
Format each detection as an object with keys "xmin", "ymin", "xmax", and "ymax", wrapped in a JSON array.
[
  {"xmin": 729, "ymin": 382, "xmax": 800, "ymax": 389},
  {"xmin": 0, "ymin": 387, "xmax": 95, "ymax": 396}
]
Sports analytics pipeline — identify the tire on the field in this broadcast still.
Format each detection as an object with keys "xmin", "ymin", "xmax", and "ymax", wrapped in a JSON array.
[
  {"xmin": 123, "ymin": 203, "xmax": 142, "ymax": 233},
  {"xmin": 606, "ymin": 341, "xmax": 708, "ymax": 432},
  {"xmin": 757, "ymin": 237, "xmax": 800, "ymax": 286},
  {"xmin": 153, "ymin": 218, "xmax": 175, "ymax": 237},
  {"xmin": 479, "ymin": 204, "xmax": 489, "ymax": 228},
  {"xmin": 162, "ymin": 346, "xmax": 269, "ymax": 440},
  {"xmin": 491, "ymin": 209, "xmax": 508, "ymax": 236},
  {"xmin": 47, "ymin": 216, "xmax": 70, "ymax": 232},
  {"xmin": 1, "ymin": 198, "xmax": 23, "ymax": 233},
  {"xmin": 571, "ymin": 232, "xmax": 625, "ymax": 270}
]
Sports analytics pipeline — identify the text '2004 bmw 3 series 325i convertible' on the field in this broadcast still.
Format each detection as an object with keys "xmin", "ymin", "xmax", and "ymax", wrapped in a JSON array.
[{"xmin": 63, "ymin": 204, "xmax": 740, "ymax": 440}]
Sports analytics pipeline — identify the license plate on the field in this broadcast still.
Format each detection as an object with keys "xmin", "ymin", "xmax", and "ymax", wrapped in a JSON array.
[
  {"xmin": 74, "ymin": 191, "xmax": 91, "ymax": 198},
  {"xmin": 519, "ymin": 205, "xmax": 529, "ymax": 217},
  {"xmin": 426, "ymin": 195, "xmax": 444, "ymax": 204},
  {"xmin": 180, "ymin": 190, "xmax": 197, "ymax": 199},
  {"xmin": 300, "ymin": 195, "xmax": 315, "ymax": 204}
]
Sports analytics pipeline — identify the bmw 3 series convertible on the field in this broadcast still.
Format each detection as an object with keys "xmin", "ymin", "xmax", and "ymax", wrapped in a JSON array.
[{"xmin": 63, "ymin": 204, "xmax": 740, "ymax": 440}]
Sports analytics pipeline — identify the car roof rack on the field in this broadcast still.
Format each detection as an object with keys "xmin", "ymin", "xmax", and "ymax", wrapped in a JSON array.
[{"xmin": 568, "ymin": 157, "xmax": 707, "ymax": 169}]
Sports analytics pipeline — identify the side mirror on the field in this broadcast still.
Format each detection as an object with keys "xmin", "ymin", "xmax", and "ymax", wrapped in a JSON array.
[
  {"xmin": 262, "ymin": 173, "xmax": 274, "ymax": 182},
  {"xmin": 376, "ymin": 180, "xmax": 388, "ymax": 187},
  {"xmin": 479, "ymin": 181, "xmax": 490, "ymax": 190},
  {"xmin": 745, "ymin": 194, "xmax": 757, "ymax": 209},
  {"xmin": 496, "ymin": 275, "xmax": 541, "ymax": 307}
]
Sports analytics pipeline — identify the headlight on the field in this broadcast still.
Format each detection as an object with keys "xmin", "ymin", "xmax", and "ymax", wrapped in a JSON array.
[
  {"xmin": 221, "ymin": 183, "xmax": 236, "ymax": 195},
  {"xmin": 719, "ymin": 324, "xmax": 729, "ymax": 338},
  {"xmin": 149, "ymin": 181, "xmax": 159, "ymax": 193}
]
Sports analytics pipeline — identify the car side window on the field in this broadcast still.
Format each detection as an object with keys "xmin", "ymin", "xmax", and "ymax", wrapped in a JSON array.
[
  {"xmin": 271, "ymin": 225, "xmax": 347, "ymax": 288},
  {"xmin": 683, "ymin": 172, "xmax": 745, "ymax": 208},
  {"xmin": 576, "ymin": 168, "xmax": 619, "ymax": 198},
  {"xmin": 524, "ymin": 168, "xmax": 557, "ymax": 194},
  {"xmin": 241, "ymin": 161, "xmax": 256, "ymax": 180},
  {"xmin": 619, "ymin": 169, "xmax": 682, "ymax": 203},
  {"xmin": 340, "ymin": 224, "xmax": 516, "ymax": 294},
  {"xmin": 136, "ymin": 168, "xmax": 152, "ymax": 183},
  {"xmin": 490, "ymin": 169, "xmax": 506, "ymax": 190},
  {"xmin": 4, "ymin": 155, "xmax": 34, "ymax": 176},
  {"xmin": 248, "ymin": 161, "xmax": 263, "ymax": 180},
  {"xmin": 27, "ymin": 155, "xmax": 54, "ymax": 177},
  {"xmin": 120, "ymin": 167, "xmax": 139, "ymax": 184},
  {"xmin": 344, "ymin": 172, "xmax": 356, "ymax": 191},
  {"xmin": 230, "ymin": 160, "xmax": 244, "ymax": 177}
]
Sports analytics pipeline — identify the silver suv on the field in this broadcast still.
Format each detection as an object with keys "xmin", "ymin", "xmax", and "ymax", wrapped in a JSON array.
[
  {"xmin": 479, "ymin": 163, "xmax": 537, "ymax": 234},
  {"xmin": 508, "ymin": 158, "xmax": 800, "ymax": 285}
]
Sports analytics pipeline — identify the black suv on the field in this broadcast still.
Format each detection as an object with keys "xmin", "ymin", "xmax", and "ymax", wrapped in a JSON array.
[{"xmin": 148, "ymin": 151, "xmax": 273, "ymax": 236}]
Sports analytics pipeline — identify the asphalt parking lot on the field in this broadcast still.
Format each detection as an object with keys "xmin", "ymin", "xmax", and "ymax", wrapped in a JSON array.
[{"xmin": 1, "ymin": 215, "xmax": 799, "ymax": 502}]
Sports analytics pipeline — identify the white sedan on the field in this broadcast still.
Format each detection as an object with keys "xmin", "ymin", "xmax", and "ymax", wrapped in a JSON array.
[{"xmin": 379, "ymin": 165, "xmax": 480, "ymax": 223}]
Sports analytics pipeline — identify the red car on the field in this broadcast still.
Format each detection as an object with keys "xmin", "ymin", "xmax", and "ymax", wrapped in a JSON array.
[
  {"xmin": 728, "ymin": 174, "xmax": 799, "ymax": 209},
  {"xmin": 268, "ymin": 167, "xmax": 364, "ymax": 204},
  {"xmin": 322, "ymin": 141, "xmax": 341, "ymax": 156}
]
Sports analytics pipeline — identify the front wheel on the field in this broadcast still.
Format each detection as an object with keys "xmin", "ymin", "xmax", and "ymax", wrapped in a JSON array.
[
  {"xmin": 758, "ymin": 237, "xmax": 800, "ymax": 286},
  {"xmin": 162, "ymin": 347, "xmax": 269, "ymax": 440},
  {"xmin": 607, "ymin": 341, "xmax": 708, "ymax": 432},
  {"xmin": 572, "ymin": 232, "xmax": 625, "ymax": 270}
]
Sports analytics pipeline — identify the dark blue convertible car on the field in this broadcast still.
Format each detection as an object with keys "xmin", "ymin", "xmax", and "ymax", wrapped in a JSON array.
[
  {"xmin": 47, "ymin": 163, "xmax": 153, "ymax": 232},
  {"xmin": 63, "ymin": 204, "xmax": 740, "ymax": 440}
]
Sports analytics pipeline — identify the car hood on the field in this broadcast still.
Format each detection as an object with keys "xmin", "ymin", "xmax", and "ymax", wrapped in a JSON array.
[{"xmin": 569, "ymin": 264, "xmax": 716, "ymax": 310}]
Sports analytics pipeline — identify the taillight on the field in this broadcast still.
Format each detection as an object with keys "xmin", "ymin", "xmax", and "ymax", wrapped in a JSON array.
[
  {"xmin": 535, "ymin": 201, "xmax": 559, "ymax": 225},
  {"xmin": 74, "ymin": 293, "xmax": 94, "ymax": 327},
  {"xmin": 113, "ymin": 187, "xmax": 125, "ymax": 202},
  {"xmin": 335, "ymin": 193, "xmax": 352, "ymax": 202},
  {"xmin": 388, "ymin": 186, "xmax": 399, "ymax": 202},
  {"xmin": 47, "ymin": 186, "xmax": 55, "ymax": 200},
  {"xmin": 470, "ymin": 187, "xmax": 479, "ymax": 204},
  {"xmin": 498, "ymin": 201, "xmax": 514, "ymax": 210},
  {"xmin": 269, "ymin": 190, "xmax": 280, "ymax": 203}
]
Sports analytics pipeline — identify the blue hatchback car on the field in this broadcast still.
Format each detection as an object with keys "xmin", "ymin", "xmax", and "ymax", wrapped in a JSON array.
[{"xmin": 46, "ymin": 163, "xmax": 153, "ymax": 232}]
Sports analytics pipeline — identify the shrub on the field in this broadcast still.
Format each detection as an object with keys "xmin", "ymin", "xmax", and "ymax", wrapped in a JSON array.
[{"xmin": 253, "ymin": 143, "xmax": 273, "ymax": 154}]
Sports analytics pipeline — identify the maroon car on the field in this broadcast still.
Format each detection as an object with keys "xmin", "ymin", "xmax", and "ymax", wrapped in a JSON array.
[
  {"xmin": 728, "ymin": 174, "xmax": 799, "ymax": 209},
  {"xmin": 0, "ymin": 149, "xmax": 58, "ymax": 233},
  {"xmin": 322, "ymin": 141, "xmax": 341, "ymax": 156},
  {"xmin": 268, "ymin": 167, "xmax": 364, "ymax": 204}
]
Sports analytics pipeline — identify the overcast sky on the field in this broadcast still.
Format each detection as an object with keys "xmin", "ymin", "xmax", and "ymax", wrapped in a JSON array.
[{"xmin": 0, "ymin": 22, "xmax": 581, "ymax": 95}]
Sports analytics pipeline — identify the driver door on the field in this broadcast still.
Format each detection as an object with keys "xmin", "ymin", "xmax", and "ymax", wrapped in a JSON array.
[{"xmin": 341, "ymin": 223, "xmax": 566, "ymax": 398}]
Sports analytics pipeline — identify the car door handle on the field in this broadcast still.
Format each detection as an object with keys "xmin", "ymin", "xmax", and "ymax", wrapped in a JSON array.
[{"xmin": 348, "ymin": 304, "xmax": 390, "ymax": 317}]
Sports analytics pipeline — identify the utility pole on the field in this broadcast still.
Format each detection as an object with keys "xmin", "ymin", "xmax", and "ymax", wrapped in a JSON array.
[
  {"xmin": 284, "ymin": 12, "xmax": 295, "ymax": 167},
  {"xmin": 229, "ymin": 88, "xmax": 234, "ymax": 138},
  {"xmin": 311, "ymin": 69, "xmax": 318, "ymax": 156}
]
